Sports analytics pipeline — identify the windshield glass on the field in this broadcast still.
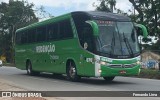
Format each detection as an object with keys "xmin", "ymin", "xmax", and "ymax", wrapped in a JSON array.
[{"xmin": 95, "ymin": 20, "xmax": 140, "ymax": 58}]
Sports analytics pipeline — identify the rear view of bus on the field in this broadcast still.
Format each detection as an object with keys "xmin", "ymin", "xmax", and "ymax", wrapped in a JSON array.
[{"xmin": 15, "ymin": 11, "xmax": 148, "ymax": 81}]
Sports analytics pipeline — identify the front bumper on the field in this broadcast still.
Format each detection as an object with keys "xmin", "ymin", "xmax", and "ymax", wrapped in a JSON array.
[{"xmin": 100, "ymin": 65, "xmax": 140, "ymax": 77}]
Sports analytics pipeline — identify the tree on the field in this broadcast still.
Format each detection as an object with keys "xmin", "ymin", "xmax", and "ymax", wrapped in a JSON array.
[
  {"xmin": 108, "ymin": 0, "xmax": 116, "ymax": 13},
  {"xmin": 129, "ymin": 0, "xmax": 160, "ymax": 51},
  {"xmin": 129, "ymin": 0, "xmax": 160, "ymax": 36},
  {"xmin": 129, "ymin": 0, "xmax": 144, "ymax": 22},
  {"xmin": 94, "ymin": 0, "xmax": 126, "ymax": 15},
  {"xmin": 0, "ymin": 0, "xmax": 39, "ymax": 63},
  {"xmin": 95, "ymin": 0, "xmax": 111, "ymax": 12},
  {"xmin": 95, "ymin": 0, "xmax": 116, "ymax": 12}
]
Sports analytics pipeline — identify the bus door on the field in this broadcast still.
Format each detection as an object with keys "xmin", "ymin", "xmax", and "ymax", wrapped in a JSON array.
[{"xmin": 80, "ymin": 24, "xmax": 95, "ymax": 76}]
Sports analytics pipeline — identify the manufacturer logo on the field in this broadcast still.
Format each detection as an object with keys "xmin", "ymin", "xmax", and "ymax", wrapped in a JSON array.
[{"xmin": 36, "ymin": 44, "xmax": 55, "ymax": 53}]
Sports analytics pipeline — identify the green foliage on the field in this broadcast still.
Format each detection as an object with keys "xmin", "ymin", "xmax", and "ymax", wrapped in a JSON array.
[
  {"xmin": 94, "ymin": 0, "xmax": 127, "ymax": 15},
  {"xmin": 129, "ymin": 0, "xmax": 160, "ymax": 42},
  {"xmin": 129, "ymin": 0, "xmax": 160, "ymax": 52},
  {"xmin": 94, "ymin": 0, "xmax": 110, "ymax": 12},
  {"xmin": 0, "ymin": 0, "xmax": 39, "ymax": 63},
  {"xmin": 94, "ymin": 0, "xmax": 116, "ymax": 12},
  {"xmin": 138, "ymin": 69, "xmax": 160, "ymax": 79}
]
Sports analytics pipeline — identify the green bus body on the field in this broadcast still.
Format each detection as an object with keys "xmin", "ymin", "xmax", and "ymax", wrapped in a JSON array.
[{"xmin": 15, "ymin": 11, "xmax": 142, "ymax": 80}]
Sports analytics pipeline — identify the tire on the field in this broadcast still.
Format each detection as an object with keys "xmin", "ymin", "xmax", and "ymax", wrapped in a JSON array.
[
  {"xmin": 26, "ymin": 61, "xmax": 32, "ymax": 75},
  {"xmin": 103, "ymin": 76, "xmax": 115, "ymax": 81},
  {"xmin": 26, "ymin": 61, "xmax": 40, "ymax": 76},
  {"xmin": 66, "ymin": 61, "xmax": 81, "ymax": 81}
]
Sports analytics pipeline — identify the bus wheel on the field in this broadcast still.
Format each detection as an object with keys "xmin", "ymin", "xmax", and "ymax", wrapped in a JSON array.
[
  {"xmin": 26, "ymin": 61, "xmax": 32, "ymax": 75},
  {"xmin": 66, "ymin": 61, "xmax": 80, "ymax": 81},
  {"xmin": 103, "ymin": 76, "xmax": 115, "ymax": 81},
  {"xmin": 26, "ymin": 61, "xmax": 39, "ymax": 76}
]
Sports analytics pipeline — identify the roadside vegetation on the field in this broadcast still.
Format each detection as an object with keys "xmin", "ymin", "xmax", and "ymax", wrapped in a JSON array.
[
  {"xmin": 0, "ymin": 0, "xmax": 49, "ymax": 63},
  {"xmin": 138, "ymin": 69, "xmax": 160, "ymax": 79}
]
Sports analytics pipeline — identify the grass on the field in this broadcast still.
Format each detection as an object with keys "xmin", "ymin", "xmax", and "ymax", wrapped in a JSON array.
[{"xmin": 138, "ymin": 69, "xmax": 160, "ymax": 79}]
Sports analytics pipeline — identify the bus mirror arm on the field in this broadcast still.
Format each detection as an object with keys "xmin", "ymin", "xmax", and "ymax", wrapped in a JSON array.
[
  {"xmin": 85, "ymin": 21, "xmax": 99, "ymax": 36},
  {"xmin": 134, "ymin": 23, "xmax": 148, "ymax": 38}
]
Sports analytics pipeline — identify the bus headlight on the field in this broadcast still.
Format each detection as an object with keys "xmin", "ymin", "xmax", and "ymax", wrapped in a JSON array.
[
  {"xmin": 100, "ymin": 61, "xmax": 106, "ymax": 65},
  {"xmin": 100, "ymin": 61, "xmax": 108, "ymax": 66},
  {"xmin": 136, "ymin": 61, "xmax": 140, "ymax": 65},
  {"xmin": 94, "ymin": 58, "xmax": 109, "ymax": 66}
]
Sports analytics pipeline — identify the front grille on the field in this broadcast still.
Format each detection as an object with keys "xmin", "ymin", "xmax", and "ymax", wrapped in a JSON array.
[
  {"xmin": 123, "ymin": 63, "xmax": 136, "ymax": 68},
  {"xmin": 109, "ymin": 64, "xmax": 122, "ymax": 68},
  {"xmin": 108, "ymin": 63, "xmax": 136, "ymax": 68}
]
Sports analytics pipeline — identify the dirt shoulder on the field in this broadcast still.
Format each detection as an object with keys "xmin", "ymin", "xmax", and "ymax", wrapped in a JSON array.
[{"xmin": 0, "ymin": 79, "xmax": 25, "ymax": 91}]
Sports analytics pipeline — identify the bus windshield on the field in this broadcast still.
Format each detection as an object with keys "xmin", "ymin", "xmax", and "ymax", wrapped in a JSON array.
[{"xmin": 95, "ymin": 20, "xmax": 140, "ymax": 58}]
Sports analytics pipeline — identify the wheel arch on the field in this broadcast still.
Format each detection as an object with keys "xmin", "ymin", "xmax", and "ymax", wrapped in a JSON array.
[
  {"xmin": 65, "ymin": 58, "xmax": 81, "ymax": 81},
  {"xmin": 66, "ymin": 58, "xmax": 77, "ymax": 73},
  {"xmin": 66, "ymin": 59, "xmax": 74, "ymax": 72}
]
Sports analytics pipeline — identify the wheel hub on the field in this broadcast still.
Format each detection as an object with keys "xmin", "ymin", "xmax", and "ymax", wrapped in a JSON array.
[{"xmin": 69, "ymin": 66, "xmax": 76, "ymax": 78}]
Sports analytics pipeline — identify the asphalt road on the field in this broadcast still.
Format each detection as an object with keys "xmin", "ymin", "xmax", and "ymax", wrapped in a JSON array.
[{"xmin": 0, "ymin": 66, "xmax": 160, "ymax": 100}]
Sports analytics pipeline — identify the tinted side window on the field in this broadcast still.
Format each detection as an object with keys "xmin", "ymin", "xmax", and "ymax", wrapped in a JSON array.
[
  {"xmin": 28, "ymin": 29, "xmax": 36, "ymax": 43},
  {"xmin": 21, "ymin": 31, "xmax": 28, "ymax": 44},
  {"xmin": 72, "ymin": 13, "xmax": 90, "ymax": 35},
  {"xmin": 16, "ymin": 32, "xmax": 21, "ymax": 44},
  {"xmin": 46, "ymin": 23, "xmax": 59, "ymax": 41},
  {"xmin": 36, "ymin": 26, "xmax": 46, "ymax": 42},
  {"xmin": 80, "ymin": 25, "xmax": 94, "ymax": 52},
  {"xmin": 59, "ymin": 20, "xmax": 73, "ymax": 39}
]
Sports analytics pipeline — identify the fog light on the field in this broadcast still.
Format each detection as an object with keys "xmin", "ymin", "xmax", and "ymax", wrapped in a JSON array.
[
  {"xmin": 139, "ymin": 68, "xmax": 141, "ymax": 74},
  {"xmin": 98, "ymin": 69, "xmax": 102, "ymax": 73}
]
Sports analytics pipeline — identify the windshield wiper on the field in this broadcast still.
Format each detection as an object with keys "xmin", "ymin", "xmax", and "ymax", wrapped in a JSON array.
[
  {"xmin": 123, "ymin": 32, "xmax": 134, "ymax": 57},
  {"xmin": 110, "ymin": 32, "xmax": 115, "ymax": 57}
]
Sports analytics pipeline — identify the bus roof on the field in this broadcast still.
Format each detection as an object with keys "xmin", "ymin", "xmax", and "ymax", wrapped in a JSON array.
[
  {"xmin": 71, "ymin": 11, "xmax": 130, "ymax": 21},
  {"xmin": 16, "ymin": 13, "xmax": 72, "ymax": 33},
  {"xmin": 16, "ymin": 11, "xmax": 131, "ymax": 33}
]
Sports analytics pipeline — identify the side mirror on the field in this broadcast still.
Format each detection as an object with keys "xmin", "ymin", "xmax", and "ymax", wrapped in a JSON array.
[
  {"xmin": 134, "ymin": 23, "xmax": 148, "ymax": 38},
  {"xmin": 85, "ymin": 21, "xmax": 99, "ymax": 36}
]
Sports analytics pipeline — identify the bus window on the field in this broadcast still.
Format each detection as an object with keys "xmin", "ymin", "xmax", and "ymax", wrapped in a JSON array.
[
  {"xmin": 72, "ymin": 13, "xmax": 91, "ymax": 49},
  {"xmin": 16, "ymin": 32, "xmax": 21, "ymax": 44},
  {"xmin": 36, "ymin": 26, "xmax": 46, "ymax": 42},
  {"xmin": 81, "ymin": 24, "xmax": 94, "ymax": 52},
  {"xmin": 21, "ymin": 31, "xmax": 28, "ymax": 44},
  {"xmin": 28, "ymin": 29, "xmax": 36, "ymax": 43},
  {"xmin": 59, "ymin": 20, "xmax": 73, "ymax": 39},
  {"xmin": 46, "ymin": 23, "xmax": 59, "ymax": 41}
]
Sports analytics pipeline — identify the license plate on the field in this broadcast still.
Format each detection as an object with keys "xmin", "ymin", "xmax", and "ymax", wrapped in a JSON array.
[{"xmin": 119, "ymin": 70, "xmax": 126, "ymax": 74}]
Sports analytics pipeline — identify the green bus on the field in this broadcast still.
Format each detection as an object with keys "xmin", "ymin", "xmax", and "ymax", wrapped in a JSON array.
[{"xmin": 15, "ymin": 11, "xmax": 148, "ymax": 81}]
